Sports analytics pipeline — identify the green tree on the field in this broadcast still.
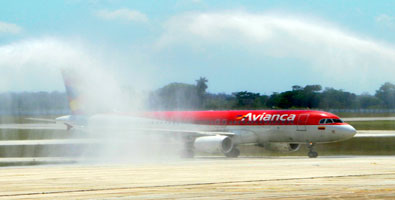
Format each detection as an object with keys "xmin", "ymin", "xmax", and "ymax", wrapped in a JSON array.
[
  {"xmin": 357, "ymin": 93, "xmax": 382, "ymax": 109},
  {"xmin": 302, "ymin": 85, "xmax": 322, "ymax": 108},
  {"xmin": 267, "ymin": 85, "xmax": 322, "ymax": 109},
  {"xmin": 319, "ymin": 88, "xmax": 357, "ymax": 109},
  {"xmin": 375, "ymin": 82, "xmax": 395, "ymax": 108},
  {"xmin": 266, "ymin": 93, "xmax": 281, "ymax": 108},
  {"xmin": 149, "ymin": 83, "xmax": 200, "ymax": 110},
  {"xmin": 303, "ymin": 85, "xmax": 322, "ymax": 93},
  {"xmin": 204, "ymin": 93, "xmax": 235, "ymax": 110},
  {"xmin": 292, "ymin": 85, "xmax": 302, "ymax": 91},
  {"xmin": 233, "ymin": 91, "xmax": 261, "ymax": 109},
  {"xmin": 195, "ymin": 77, "xmax": 208, "ymax": 108}
]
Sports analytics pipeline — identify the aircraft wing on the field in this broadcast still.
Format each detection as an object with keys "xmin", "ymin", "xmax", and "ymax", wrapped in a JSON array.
[
  {"xmin": 25, "ymin": 118, "xmax": 76, "ymax": 130},
  {"xmin": 0, "ymin": 130, "xmax": 234, "ymax": 146},
  {"xmin": 0, "ymin": 122, "xmax": 234, "ymax": 137},
  {"xmin": 354, "ymin": 130, "xmax": 395, "ymax": 138},
  {"xmin": 120, "ymin": 128, "xmax": 235, "ymax": 137}
]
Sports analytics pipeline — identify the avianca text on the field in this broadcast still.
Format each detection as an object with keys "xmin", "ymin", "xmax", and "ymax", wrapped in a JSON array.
[{"xmin": 238, "ymin": 113, "xmax": 296, "ymax": 122}]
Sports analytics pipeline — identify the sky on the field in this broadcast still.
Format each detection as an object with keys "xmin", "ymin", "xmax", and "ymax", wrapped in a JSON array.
[{"xmin": 0, "ymin": 0, "xmax": 395, "ymax": 95}]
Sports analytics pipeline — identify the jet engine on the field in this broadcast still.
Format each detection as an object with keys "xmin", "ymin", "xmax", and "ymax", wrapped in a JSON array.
[
  {"xmin": 194, "ymin": 135, "xmax": 233, "ymax": 154},
  {"xmin": 263, "ymin": 143, "xmax": 301, "ymax": 152}
]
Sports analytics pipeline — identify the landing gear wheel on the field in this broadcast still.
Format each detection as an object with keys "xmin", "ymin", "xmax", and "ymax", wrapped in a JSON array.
[
  {"xmin": 225, "ymin": 148, "xmax": 240, "ymax": 158},
  {"xmin": 307, "ymin": 142, "xmax": 318, "ymax": 158},
  {"xmin": 308, "ymin": 151, "xmax": 318, "ymax": 158}
]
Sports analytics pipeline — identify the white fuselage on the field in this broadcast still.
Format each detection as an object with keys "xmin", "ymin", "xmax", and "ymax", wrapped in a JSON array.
[{"xmin": 59, "ymin": 114, "xmax": 356, "ymax": 145}]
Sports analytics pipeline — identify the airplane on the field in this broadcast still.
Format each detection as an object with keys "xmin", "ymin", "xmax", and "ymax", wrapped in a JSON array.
[
  {"xmin": 47, "ymin": 70, "xmax": 360, "ymax": 159},
  {"xmin": 21, "ymin": 70, "xmax": 395, "ymax": 158}
]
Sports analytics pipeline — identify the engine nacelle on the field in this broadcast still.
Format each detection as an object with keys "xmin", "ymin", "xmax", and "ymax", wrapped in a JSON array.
[
  {"xmin": 263, "ymin": 143, "xmax": 301, "ymax": 152},
  {"xmin": 194, "ymin": 136, "xmax": 233, "ymax": 154}
]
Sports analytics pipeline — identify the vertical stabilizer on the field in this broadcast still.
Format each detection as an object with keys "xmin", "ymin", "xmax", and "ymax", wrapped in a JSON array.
[{"xmin": 61, "ymin": 69, "xmax": 85, "ymax": 115}]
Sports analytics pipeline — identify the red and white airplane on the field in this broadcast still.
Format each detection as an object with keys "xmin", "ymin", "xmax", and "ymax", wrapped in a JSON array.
[
  {"xmin": 56, "ymin": 110, "xmax": 358, "ymax": 158},
  {"xmin": 22, "ymin": 70, "xmax": 395, "ymax": 158},
  {"xmin": 52, "ymin": 71, "xmax": 359, "ymax": 158}
]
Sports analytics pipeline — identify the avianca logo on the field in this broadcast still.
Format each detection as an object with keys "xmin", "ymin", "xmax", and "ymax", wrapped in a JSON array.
[{"xmin": 236, "ymin": 113, "xmax": 296, "ymax": 122}]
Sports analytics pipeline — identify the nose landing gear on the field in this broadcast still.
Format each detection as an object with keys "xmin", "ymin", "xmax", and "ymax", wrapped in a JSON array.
[{"xmin": 307, "ymin": 142, "xmax": 318, "ymax": 158}]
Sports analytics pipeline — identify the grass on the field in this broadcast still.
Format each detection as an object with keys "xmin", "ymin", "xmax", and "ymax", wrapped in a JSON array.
[
  {"xmin": 0, "ymin": 115, "xmax": 58, "ymax": 124},
  {"xmin": 348, "ymin": 120, "xmax": 395, "ymax": 130},
  {"xmin": 336, "ymin": 112, "xmax": 395, "ymax": 118},
  {"xmin": 0, "ymin": 129, "xmax": 70, "ymax": 140}
]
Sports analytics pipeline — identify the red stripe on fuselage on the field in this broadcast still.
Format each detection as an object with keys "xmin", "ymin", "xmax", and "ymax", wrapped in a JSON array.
[{"xmin": 133, "ymin": 110, "xmax": 344, "ymax": 126}]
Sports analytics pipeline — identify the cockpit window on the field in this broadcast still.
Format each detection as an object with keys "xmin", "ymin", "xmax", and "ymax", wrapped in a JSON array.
[
  {"xmin": 325, "ymin": 119, "xmax": 334, "ymax": 124},
  {"xmin": 333, "ymin": 119, "xmax": 343, "ymax": 123},
  {"xmin": 319, "ymin": 118, "xmax": 344, "ymax": 124}
]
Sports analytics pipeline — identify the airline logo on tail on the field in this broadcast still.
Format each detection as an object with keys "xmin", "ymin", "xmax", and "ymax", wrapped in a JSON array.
[
  {"xmin": 61, "ymin": 69, "xmax": 84, "ymax": 115},
  {"xmin": 236, "ymin": 113, "xmax": 296, "ymax": 122}
]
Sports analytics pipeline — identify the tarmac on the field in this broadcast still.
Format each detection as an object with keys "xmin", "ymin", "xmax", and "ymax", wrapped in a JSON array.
[
  {"xmin": 1, "ymin": 122, "xmax": 395, "ymax": 199},
  {"xmin": 343, "ymin": 117, "xmax": 395, "ymax": 121},
  {"xmin": 0, "ymin": 156, "xmax": 395, "ymax": 199},
  {"xmin": 0, "ymin": 123, "xmax": 66, "ymax": 130}
]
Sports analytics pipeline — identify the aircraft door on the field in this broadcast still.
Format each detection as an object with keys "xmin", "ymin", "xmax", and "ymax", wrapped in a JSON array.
[{"xmin": 297, "ymin": 114, "xmax": 309, "ymax": 131}]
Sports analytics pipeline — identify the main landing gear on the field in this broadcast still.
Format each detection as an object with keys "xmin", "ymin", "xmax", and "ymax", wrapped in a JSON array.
[{"xmin": 307, "ymin": 142, "xmax": 318, "ymax": 158}]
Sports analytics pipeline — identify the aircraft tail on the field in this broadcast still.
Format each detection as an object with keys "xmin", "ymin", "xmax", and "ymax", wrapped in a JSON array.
[
  {"xmin": 61, "ymin": 70, "xmax": 85, "ymax": 115},
  {"xmin": 61, "ymin": 68, "xmax": 119, "ymax": 116}
]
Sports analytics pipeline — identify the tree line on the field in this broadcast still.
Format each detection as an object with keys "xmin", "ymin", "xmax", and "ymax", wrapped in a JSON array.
[
  {"xmin": 0, "ymin": 91, "xmax": 69, "ymax": 115},
  {"xmin": 0, "ymin": 79, "xmax": 394, "ymax": 115},
  {"xmin": 149, "ymin": 79, "xmax": 395, "ymax": 110}
]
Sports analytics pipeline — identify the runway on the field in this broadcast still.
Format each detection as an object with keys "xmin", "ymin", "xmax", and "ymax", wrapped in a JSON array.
[
  {"xmin": 0, "ymin": 156, "xmax": 395, "ymax": 199},
  {"xmin": 343, "ymin": 116, "xmax": 395, "ymax": 121},
  {"xmin": 1, "ymin": 122, "xmax": 395, "ymax": 199},
  {"xmin": 0, "ymin": 123, "xmax": 66, "ymax": 130}
]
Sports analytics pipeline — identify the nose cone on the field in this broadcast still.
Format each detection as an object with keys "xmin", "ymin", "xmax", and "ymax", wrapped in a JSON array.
[{"xmin": 339, "ymin": 124, "xmax": 357, "ymax": 140}]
